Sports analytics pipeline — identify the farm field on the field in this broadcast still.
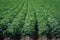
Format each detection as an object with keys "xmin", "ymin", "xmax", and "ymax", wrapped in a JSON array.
[{"xmin": 0, "ymin": 0, "xmax": 60, "ymax": 40}]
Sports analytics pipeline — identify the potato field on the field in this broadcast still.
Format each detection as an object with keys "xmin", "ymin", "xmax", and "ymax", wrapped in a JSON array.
[{"xmin": 0, "ymin": 0, "xmax": 60, "ymax": 40}]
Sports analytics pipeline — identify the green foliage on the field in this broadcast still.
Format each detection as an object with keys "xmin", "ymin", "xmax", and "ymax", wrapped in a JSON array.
[
  {"xmin": 0, "ymin": 0, "xmax": 60, "ymax": 38},
  {"xmin": 30, "ymin": 0, "xmax": 60, "ymax": 37},
  {"xmin": 3, "ymin": 0, "xmax": 27, "ymax": 36},
  {"xmin": 0, "ymin": 0, "xmax": 24, "ymax": 31},
  {"xmin": 0, "ymin": 0, "xmax": 21, "ymax": 20},
  {"xmin": 21, "ymin": 2, "xmax": 36, "ymax": 36},
  {"xmin": 36, "ymin": 7, "xmax": 48, "ymax": 36}
]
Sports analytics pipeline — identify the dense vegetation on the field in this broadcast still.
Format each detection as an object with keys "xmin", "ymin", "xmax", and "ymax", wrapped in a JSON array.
[{"xmin": 0, "ymin": 0, "xmax": 60, "ymax": 40}]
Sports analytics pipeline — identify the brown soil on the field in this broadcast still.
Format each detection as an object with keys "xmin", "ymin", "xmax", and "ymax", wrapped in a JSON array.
[{"xmin": 20, "ymin": 36, "xmax": 57, "ymax": 40}]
